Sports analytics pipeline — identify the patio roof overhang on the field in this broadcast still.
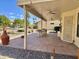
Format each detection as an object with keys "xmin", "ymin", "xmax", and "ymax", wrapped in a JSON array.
[{"xmin": 17, "ymin": 0, "xmax": 79, "ymax": 21}]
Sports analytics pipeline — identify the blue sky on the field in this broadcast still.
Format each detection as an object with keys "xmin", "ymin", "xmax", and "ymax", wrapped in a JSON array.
[{"xmin": 0, "ymin": 0, "xmax": 39, "ymax": 24}]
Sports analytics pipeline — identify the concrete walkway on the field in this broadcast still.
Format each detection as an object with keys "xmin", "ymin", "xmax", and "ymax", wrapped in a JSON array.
[{"xmin": 6, "ymin": 33, "xmax": 78, "ymax": 56}]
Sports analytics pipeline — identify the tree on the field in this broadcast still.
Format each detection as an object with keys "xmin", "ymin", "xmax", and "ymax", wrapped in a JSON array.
[
  {"xmin": 13, "ymin": 19, "xmax": 23, "ymax": 27},
  {"xmin": 12, "ymin": 12, "xmax": 31, "ymax": 28},
  {"xmin": 13, "ymin": 18, "xmax": 30, "ymax": 28},
  {"xmin": 0, "ymin": 15, "xmax": 11, "ymax": 27}
]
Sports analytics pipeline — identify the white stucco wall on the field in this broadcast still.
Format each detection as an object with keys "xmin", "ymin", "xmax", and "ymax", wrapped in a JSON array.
[
  {"xmin": 74, "ymin": 8, "xmax": 79, "ymax": 47},
  {"xmin": 61, "ymin": 7, "xmax": 79, "ymax": 47}
]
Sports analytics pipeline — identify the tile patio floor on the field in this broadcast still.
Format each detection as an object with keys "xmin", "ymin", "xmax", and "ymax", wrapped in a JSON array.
[{"xmin": 2, "ymin": 33, "xmax": 78, "ymax": 56}]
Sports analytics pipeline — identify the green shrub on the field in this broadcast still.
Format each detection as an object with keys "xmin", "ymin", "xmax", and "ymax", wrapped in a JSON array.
[{"xmin": 17, "ymin": 29, "xmax": 24, "ymax": 32}]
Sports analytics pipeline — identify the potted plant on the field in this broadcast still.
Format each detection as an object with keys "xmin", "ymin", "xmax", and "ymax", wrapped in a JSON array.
[{"xmin": 1, "ymin": 27, "xmax": 9, "ymax": 45}]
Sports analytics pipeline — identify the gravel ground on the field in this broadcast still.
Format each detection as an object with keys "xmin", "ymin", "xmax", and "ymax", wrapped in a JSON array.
[{"xmin": 0, "ymin": 46, "xmax": 77, "ymax": 59}]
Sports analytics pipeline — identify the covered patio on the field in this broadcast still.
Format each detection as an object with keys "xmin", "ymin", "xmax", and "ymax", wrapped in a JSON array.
[
  {"xmin": 17, "ymin": 0, "xmax": 79, "ymax": 48},
  {"xmin": 17, "ymin": 0, "xmax": 79, "ymax": 58}
]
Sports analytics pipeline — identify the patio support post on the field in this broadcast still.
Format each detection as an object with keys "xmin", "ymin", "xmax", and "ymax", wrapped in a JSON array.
[
  {"xmin": 23, "ymin": 5, "xmax": 27, "ymax": 49},
  {"xmin": 41, "ymin": 20, "xmax": 43, "ymax": 29},
  {"xmin": 46, "ymin": 20, "xmax": 47, "ymax": 29}
]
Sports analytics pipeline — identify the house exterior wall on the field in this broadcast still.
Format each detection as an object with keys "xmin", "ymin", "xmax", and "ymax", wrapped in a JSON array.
[
  {"xmin": 37, "ymin": 20, "xmax": 47, "ymax": 29},
  {"xmin": 42, "ymin": 20, "xmax": 47, "ymax": 29},
  {"xmin": 47, "ymin": 20, "xmax": 60, "ymax": 33},
  {"xmin": 37, "ymin": 20, "xmax": 60, "ymax": 33},
  {"xmin": 61, "ymin": 7, "xmax": 79, "ymax": 47},
  {"xmin": 37, "ymin": 21, "xmax": 41, "ymax": 29}
]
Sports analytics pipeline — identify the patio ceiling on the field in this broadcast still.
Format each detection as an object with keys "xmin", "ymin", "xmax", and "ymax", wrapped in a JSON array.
[{"xmin": 18, "ymin": 0, "xmax": 79, "ymax": 21}]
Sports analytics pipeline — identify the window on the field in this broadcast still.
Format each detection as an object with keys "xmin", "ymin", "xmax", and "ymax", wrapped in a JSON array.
[{"xmin": 77, "ymin": 13, "xmax": 79, "ymax": 37}]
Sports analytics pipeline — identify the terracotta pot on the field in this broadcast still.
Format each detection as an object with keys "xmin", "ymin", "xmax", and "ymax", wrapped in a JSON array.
[{"xmin": 1, "ymin": 30, "xmax": 9, "ymax": 45}]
